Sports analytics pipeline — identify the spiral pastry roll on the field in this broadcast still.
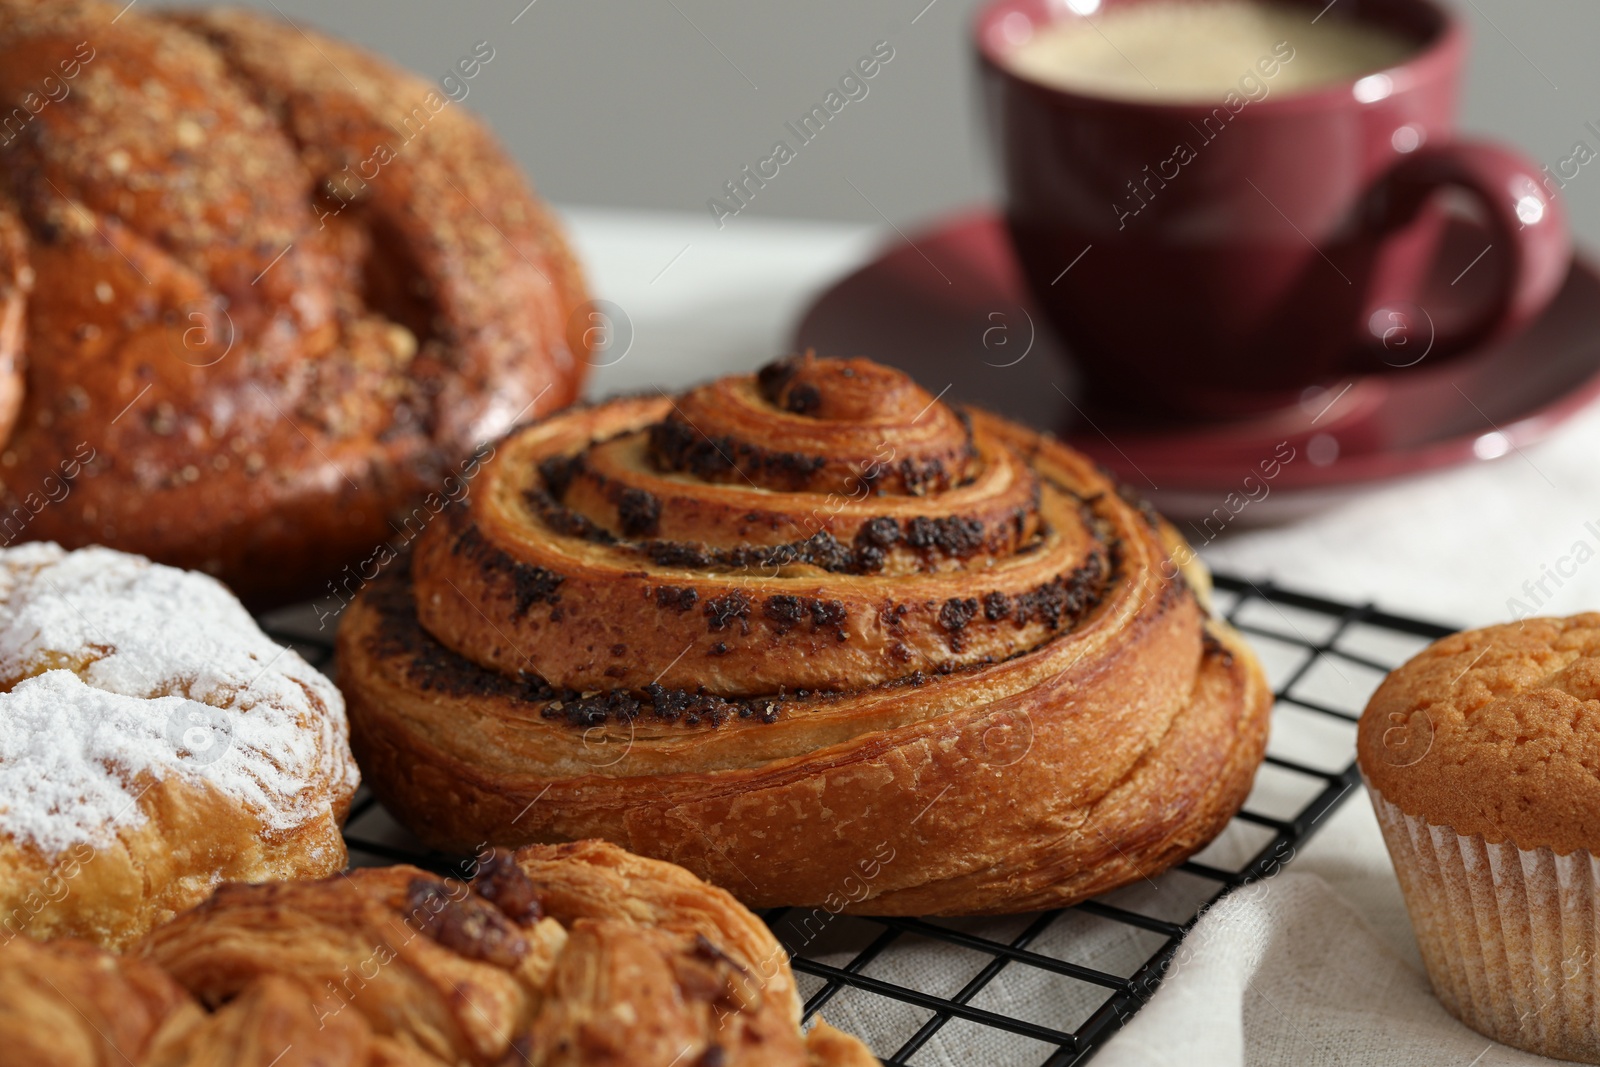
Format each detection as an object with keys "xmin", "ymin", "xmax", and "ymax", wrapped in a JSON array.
[{"xmin": 340, "ymin": 355, "xmax": 1271, "ymax": 914}]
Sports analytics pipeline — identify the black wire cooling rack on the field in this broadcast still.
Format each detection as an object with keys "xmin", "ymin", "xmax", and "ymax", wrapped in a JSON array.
[{"xmin": 260, "ymin": 573, "xmax": 1455, "ymax": 1066}]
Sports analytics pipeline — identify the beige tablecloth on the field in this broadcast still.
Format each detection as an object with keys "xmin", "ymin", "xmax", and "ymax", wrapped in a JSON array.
[{"xmin": 1096, "ymin": 792, "xmax": 1570, "ymax": 1067}]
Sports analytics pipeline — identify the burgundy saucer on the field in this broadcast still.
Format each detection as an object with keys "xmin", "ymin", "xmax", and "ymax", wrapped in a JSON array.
[{"xmin": 793, "ymin": 211, "xmax": 1600, "ymax": 520}]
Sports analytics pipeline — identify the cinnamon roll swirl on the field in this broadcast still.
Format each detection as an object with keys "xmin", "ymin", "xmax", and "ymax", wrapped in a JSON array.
[{"xmin": 339, "ymin": 355, "xmax": 1271, "ymax": 915}]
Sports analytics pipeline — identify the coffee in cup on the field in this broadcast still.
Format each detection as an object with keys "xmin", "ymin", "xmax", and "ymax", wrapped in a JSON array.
[
  {"xmin": 976, "ymin": 0, "xmax": 1570, "ymax": 417},
  {"xmin": 1005, "ymin": 0, "xmax": 1413, "ymax": 102}
]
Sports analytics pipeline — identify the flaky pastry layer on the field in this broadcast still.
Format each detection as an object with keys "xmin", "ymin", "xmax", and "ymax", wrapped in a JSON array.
[
  {"xmin": 340, "ymin": 356, "xmax": 1272, "ymax": 914},
  {"xmin": 0, "ymin": 842, "xmax": 877, "ymax": 1066}
]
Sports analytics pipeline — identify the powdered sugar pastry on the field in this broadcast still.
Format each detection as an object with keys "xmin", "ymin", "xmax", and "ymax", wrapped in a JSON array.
[{"xmin": 0, "ymin": 543, "xmax": 359, "ymax": 854}]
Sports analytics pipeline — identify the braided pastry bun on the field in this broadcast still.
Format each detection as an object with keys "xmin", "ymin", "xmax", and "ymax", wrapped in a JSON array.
[
  {"xmin": 340, "ymin": 355, "xmax": 1272, "ymax": 915},
  {"xmin": 0, "ymin": 543, "xmax": 358, "ymax": 949},
  {"xmin": 0, "ymin": 842, "xmax": 878, "ymax": 1066},
  {"xmin": 0, "ymin": 0, "xmax": 588, "ymax": 605}
]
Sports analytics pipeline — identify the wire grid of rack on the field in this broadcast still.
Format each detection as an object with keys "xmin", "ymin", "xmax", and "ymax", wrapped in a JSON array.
[{"xmin": 261, "ymin": 573, "xmax": 1455, "ymax": 1066}]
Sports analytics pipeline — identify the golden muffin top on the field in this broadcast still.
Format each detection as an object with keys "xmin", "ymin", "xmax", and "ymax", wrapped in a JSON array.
[{"xmin": 1359, "ymin": 614, "xmax": 1600, "ymax": 855}]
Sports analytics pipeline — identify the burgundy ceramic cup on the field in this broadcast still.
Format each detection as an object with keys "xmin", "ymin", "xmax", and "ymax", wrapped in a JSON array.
[{"xmin": 977, "ymin": 0, "xmax": 1570, "ymax": 417}]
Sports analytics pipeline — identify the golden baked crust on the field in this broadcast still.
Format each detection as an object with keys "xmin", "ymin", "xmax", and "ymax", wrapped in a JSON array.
[
  {"xmin": 0, "ymin": 843, "xmax": 878, "ymax": 1066},
  {"xmin": 0, "ymin": 0, "xmax": 587, "ymax": 605},
  {"xmin": 1358, "ymin": 613, "xmax": 1600, "ymax": 855},
  {"xmin": 0, "ymin": 543, "xmax": 359, "ymax": 949},
  {"xmin": 0, "ymin": 937, "xmax": 200, "ymax": 1067},
  {"xmin": 339, "ymin": 355, "xmax": 1272, "ymax": 914}
]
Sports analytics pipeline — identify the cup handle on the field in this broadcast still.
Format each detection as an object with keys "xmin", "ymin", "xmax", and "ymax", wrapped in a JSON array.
[{"xmin": 1358, "ymin": 139, "xmax": 1570, "ymax": 368}]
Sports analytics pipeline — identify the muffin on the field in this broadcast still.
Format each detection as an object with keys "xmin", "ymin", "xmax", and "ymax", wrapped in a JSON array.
[{"xmin": 1358, "ymin": 614, "xmax": 1600, "ymax": 1062}]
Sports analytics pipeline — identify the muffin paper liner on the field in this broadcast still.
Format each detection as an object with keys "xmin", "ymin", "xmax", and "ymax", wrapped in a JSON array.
[{"xmin": 1370, "ymin": 783, "xmax": 1600, "ymax": 1063}]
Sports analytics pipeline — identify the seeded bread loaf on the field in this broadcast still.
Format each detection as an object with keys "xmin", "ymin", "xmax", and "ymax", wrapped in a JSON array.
[{"xmin": 0, "ymin": 0, "xmax": 588, "ymax": 605}]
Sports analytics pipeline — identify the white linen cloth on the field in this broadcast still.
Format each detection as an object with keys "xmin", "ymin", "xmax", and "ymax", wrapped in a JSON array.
[
  {"xmin": 1096, "ymin": 798, "xmax": 1565, "ymax": 1067},
  {"xmin": 561, "ymin": 206, "xmax": 1598, "ymax": 1065}
]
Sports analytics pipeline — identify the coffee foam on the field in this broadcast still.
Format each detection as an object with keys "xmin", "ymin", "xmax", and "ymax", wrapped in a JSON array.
[{"xmin": 1005, "ymin": 0, "xmax": 1414, "ymax": 103}]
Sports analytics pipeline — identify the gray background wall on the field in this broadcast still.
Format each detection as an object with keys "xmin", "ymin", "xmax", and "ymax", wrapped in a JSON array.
[{"xmin": 162, "ymin": 0, "xmax": 1600, "ymax": 243}]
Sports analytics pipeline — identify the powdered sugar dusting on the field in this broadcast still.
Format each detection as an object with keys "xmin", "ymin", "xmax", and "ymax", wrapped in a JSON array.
[{"xmin": 0, "ymin": 543, "xmax": 359, "ymax": 855}]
